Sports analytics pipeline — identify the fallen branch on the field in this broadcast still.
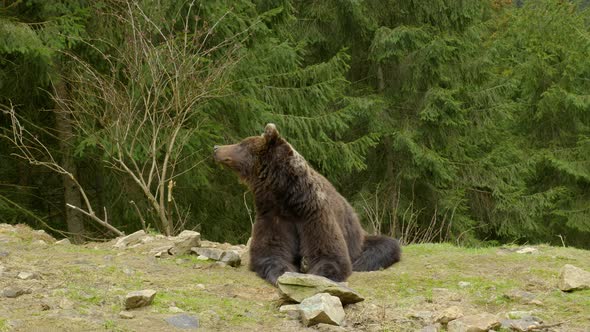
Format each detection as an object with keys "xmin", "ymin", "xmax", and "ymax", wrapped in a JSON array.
[{"xmin": 66, "ymin": 204, "xmax": 124, "ymax": 236}]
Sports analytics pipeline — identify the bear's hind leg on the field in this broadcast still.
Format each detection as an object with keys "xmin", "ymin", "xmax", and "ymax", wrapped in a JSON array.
[
  {"xmin": 352, "ymin": 235, "xmax": 401, "ymax": 271},
  {"xmin": 307, "ymin": 257, "xmax": 351, "ymax": 282}
]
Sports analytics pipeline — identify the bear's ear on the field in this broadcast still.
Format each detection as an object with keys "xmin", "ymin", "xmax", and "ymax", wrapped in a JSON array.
[{"xmin": 263, "ymin": 123, "xmax": 279, "ymax": 144}]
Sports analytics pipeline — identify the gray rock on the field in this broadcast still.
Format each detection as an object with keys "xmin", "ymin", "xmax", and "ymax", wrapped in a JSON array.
[
  {"xmin": 434, "ymin": 306, "xmax": 463, "ymax": 324},
  {"xmin": 458, "ymin": 281, "xmax": 471, "ymax": 288},
  {"xmin": 277, "ymin": 272, "xmax": 364, "ymax": 304},
  {"xmin": 114, "ymin": 230, "xmax": 147, "ymax": 249},
  {"xmin": 150, "ymin": 245, "xmax": 174, "ymax": 258},
  {"xmin": 506, "ymin": 311, "xmax": 533, "ymax": 320},
  {"xmin": 503, "ymin": 289, "xmax": 536, "ymax": 302},
  {"xmin": 558, "ymin": 264, "xmax": 590, "ymax": 291},
  {"xmin": 220, "ymin": 250, "xmax": 241, "ymax": 267},
  {"xmin": 2, "ymin": 287, "xmax": 31, "ymax": 298},
  {"xmin": 299, "ymin": 293, "xmax": 345, "ymax": 327},
  {"xmin": 500, "ymin": 316, "xmax": 543, "ymax": 332},
  {"xmin": 55, "ymin": 238, "xmax": 71, "ymax": 245},
  {"xmin": 173, "ymin": 230, "xmax": 201, "ymax": 255},
  {"xmin": 0, "ymin": 251, "xmax": 9, "ymax": 257},
  {"xmin": 421, "ymin": 324, "xmax": 442, "ymax": 332},
  {"xmin": 279, "ymin": 304, "xmax": 301, "ymax": 320},
  {"xmin": 191, "ymin": 247, "xmax": 224, "ymax": 261},
  {"xmin": 119, "ymin": 311, "xmax": 135, "ymax": 319},
  {"xmin": 408, "ymin": 311, "xmax": 434, "ymax": 323},
  {"xmin": 516, "ymin": 247, "xmax": 538, "ymax": 254},
  {"xmin": 124, "ymin": 289, "xmax": 157, "ymax": 309},
  {"xmin": 165, "ymin": 314, "xmax": 199, "ymax": 329},
  {"xmin": 17, "ymin": 271, "xmax": 38, "ymax": 280},
  {"xmin": 447, "ymin": 313, "xmax": 500, "ymax": 332},
  {"xmin": 169, "ymin": 306, "xmax": 185, "ymax": 313}
]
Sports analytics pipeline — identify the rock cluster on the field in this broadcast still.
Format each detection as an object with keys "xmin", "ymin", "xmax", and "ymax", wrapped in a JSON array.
[
  {"xmin": 275, "ymin": 272, "xmax": 365, "ymax": 327},
  {"xmin": 110, "ymin": 230, "xmax": 246, "ymax": 267},
  {"xmin": 277, "ymin": 272, "xmax": 364, "ymax": 304}
]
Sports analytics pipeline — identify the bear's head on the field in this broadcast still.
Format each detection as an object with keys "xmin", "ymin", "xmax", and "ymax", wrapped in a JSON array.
[{"xmin": 213, "ymin": 123, "xmax": 295, "ymax": 185}]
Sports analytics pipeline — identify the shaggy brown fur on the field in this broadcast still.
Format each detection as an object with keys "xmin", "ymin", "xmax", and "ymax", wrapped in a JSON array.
[{"xmin": 214, "ymin": 124, "xmax": 401, "ymax": 284}]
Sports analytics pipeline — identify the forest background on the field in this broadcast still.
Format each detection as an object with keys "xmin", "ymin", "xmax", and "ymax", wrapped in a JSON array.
[{"xmin": 1, "ymin": 0, "xmax": 589, "ymax": 249}]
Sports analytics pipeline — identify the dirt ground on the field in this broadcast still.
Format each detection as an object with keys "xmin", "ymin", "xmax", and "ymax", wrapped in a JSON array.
[{"xmin": 0, "ymin": 224, "xmax": 589, "ymax": 331}]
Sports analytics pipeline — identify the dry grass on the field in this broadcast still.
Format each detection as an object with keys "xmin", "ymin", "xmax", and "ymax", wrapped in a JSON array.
[{"xmin": 1, "ymin": 225, "xmax": 589, "ymax": 331}]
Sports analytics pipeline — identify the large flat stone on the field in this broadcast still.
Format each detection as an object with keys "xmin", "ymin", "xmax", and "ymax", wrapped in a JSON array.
[{"xmin": 277, "ymin": 272, "xmax": 364, "ymax": 304}]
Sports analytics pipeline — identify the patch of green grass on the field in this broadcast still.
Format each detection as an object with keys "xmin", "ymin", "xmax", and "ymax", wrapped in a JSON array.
[
  {"xmin": 152, "ymin": 289, "xmax": 278, "ymax": 325},
  {"xmin": 0, "ymin": 318, "xmax": 8, "ymax": 332}
]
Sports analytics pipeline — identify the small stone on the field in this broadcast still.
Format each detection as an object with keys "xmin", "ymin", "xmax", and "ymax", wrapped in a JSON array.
[
  {"xmin": 169, "ymin": 306, "xmax": 185, "ymax": 313},
  {"xmin": 165, "ymin": 314, "xmax": 199, "ymax": 329},
  {"xmin": 501, "ymin": 316, "xmax": 543, "ymax": 332},
  {"xmin": 558, "ymin": 264, "xmax": 590, "ymax": 291},
  {"xmin": 0, "ymin": 251, "xmax": 9, "ymax": 257},
  {"xmin": 119, "ymin": 311, "xmax": 135, "ymax": 319},
  {"xmin": 173, "ymin": 230, "xmax": 201, "ymax": 255},
  {"xmin": 150, "ymin": 246, "xmax": 173, "ymax": 258},
  {"xmin": 299, "ymin": 293, "xmax": 345, "ymax": 327},
  {"xmin": 504, "ymin": 289, "xmax": 536, "ymax": 302},
  {"xmin": 434, "ymin": 306, "xmax": 463, "ymax": 324},
  {"xmin": 409, "ymin": 311, "xmax": 434, "ymax": 323},
  {"xmin": 140, "ymin": 236, "xmax": 154, "ymax": 244},
  {"xmin": 196, "ymin": 255, "xmax": 209, "ymax": 261},
  {"xmin": 447, "ymin": 313, "xmax": 500, "ymax": 332},
  {"xmin": 196, "ymin": 284, "xmax": 205, "ymax": 290},
  {"xmin": 277, "ymin": 272, "xmax": 364, "ymax": 304},
  {"xmin": 191, "ymin": 247, "xmax": 224, "ymax": 261},
  {"xmin": 40, "ymin": 303, "xmax": 51, "ymax": 311},
  {"xmin": 55, "ymin": 238, "xmax": 71, "ymax": 245},
  {"xmin": 2, "ymin": 287, "xmax": 30, "ymax": 298},
  {"xmin": 114, "ymin": 230, "xmax": 147, "ymax": 249},
  {"xmin": 220, "ymin": 250, "xmax": 241, "ymax": 267},
  {"xmin": 124, "ymin": 289, "xmax": 157, "ymax": 309},
  {"xmin": 516, "ymin": 247, "xmax": 538, "ymax": 254},
  {"xmin": 421, "ymin": 324, "xmax": 442, "ymax": 332},
  {"xmin": 528, "ymin": 299, "xmax": 543, "ymax": 306},
  {"xmin": 458, "ymin": 281, "xmax": 471, "ymax": 288},
  {"xmin": 17, "ymin": 271, "xmax": 37, "ymax": 280},
  {"xmin": 506, "ymin": 311, "xmax": 533, "ymax": 320},
  {"xmin": 279, "ymin": 304, "xmax": 301, "ymax": 320}
]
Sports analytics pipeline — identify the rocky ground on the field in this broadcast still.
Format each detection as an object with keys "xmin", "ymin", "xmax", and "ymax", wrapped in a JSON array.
[{"xmin": 0, "ymin": 224, "xmax": 589, "ymax": 332}]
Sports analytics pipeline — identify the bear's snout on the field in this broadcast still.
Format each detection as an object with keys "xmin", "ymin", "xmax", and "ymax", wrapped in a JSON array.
[{"xmin": 213, "ymin": 144, "xmax": 235, "ymax": 164}]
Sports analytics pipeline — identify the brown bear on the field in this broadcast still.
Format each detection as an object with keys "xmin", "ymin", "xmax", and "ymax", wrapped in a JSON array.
[{"xmin": 214, "ymin": 124, "xmax": 401, "ymax": 285}]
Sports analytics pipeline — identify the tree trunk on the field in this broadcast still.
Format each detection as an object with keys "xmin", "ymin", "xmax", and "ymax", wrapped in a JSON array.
[
  {"xmin": 377, "ymin": 64, "xmax": 385, "ymax": 93},
  {"xmin": 53, "ymin": 75, "xmax": 85, "ymax": 243}
]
